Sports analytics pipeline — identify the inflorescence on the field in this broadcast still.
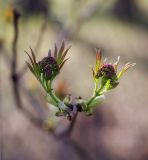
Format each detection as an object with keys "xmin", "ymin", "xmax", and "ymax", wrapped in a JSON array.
[{"xmin": 26, "ymin": 41, "xmax": 136, "ymax": 120}]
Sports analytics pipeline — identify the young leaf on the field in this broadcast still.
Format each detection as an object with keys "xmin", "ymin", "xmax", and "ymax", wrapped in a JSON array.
[
  {"xmin": 30, "ymin": 47, "xmax": 37, "ymax": 64},
  {"xmin": 25, "ymin": 61, "xmax": 34, "ymax": 74},
  {"xmin": 54, "ymin": 43, "xmax": 57, "ymax": 59},
  {"xmin": 59, "ymin": 58, "xmax": 69, "ymax": 70},
  {"xmin": 60, "ymin": 46, "xmax": 71, "ymax": 63},
  {"xmin": 25, "ymin": 51, "xmax": 34, "ymax": 65}
]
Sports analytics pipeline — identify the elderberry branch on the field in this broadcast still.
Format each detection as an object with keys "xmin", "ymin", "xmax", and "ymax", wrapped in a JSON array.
[{"xmin": 26, "ymin": 41, "xmax": 136, "ymax": 119}]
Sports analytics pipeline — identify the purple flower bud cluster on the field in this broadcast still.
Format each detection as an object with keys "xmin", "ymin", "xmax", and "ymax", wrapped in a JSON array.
[
  {"xmin": 97, "ymin": 64, "xmax": 116, "ymax": 79},
  {"xmin": 38, "ymin": 56, "xmax": 59, "ymax": 80}
]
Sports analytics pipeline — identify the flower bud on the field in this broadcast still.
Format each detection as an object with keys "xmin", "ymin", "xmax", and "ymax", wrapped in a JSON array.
[
  {"xmin": 97, "ymin": 64, "xmax": 116, "ymax": 79},
  {"xmin": 38, "ymin": 56, "xmax": 59, "ymax": 80}
]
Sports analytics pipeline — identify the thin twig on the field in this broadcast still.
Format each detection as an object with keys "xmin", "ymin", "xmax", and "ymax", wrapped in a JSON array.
[
  {"xmin": 10, "ymin": 9, "xmax": 46, "ymax": 129},
  {"xmin": 11, "ymin": 9, "xmax": 22, "ymax": 108},
  {"xmin": 54, "ymin": 112, "xmax": 78, "ymax": 139}
]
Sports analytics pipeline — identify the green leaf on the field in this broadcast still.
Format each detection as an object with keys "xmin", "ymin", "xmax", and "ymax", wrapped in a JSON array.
[
  {"xmin": 105, "ymin": 79, "xmax": 119, "ymax": 90},
  {"xmin": 95, "ymin": 49, "xmax": 101, "ymax": 72},
  {"xmin": 25, "ymin": 61, "xmax": 34, "ymax": 74},
  {"xmin": 59, "ymin": 41, "xmax": 65, "ymax": 56},
  {"xmin": 59, "ymin": 58, "xmax": 69, "ymax": 70},
  {"xmin": 60, "ymin": 46, "xmax": 71, "ymax": 62},
  {"xmin": 79, "ymin": 100, "xmax": 88, "ymax": 112},
  {"xmin": 30, "ymin": 47, "xmax": 37, "ymax": 64},
  {"xmin": 48, "ymin": 49, "xmax": 51, "ymax": 57},
  {"xmin": 55, "ymin": 110, "xmax": 65, "ymax": 117},
  {"xmin": 54, "ymin": 43, "xmax": 57, "ymax": 59},
  {"xmin": 63, "ymin": 95, "xmax": 71, "ymax": 104},
  {"xmin": 25, "ymin": 51, "xmax": 34, "ymax": 65},
  {"xmin": 57, "ymin": 41, "xmax": 65, "ymax": 63}
]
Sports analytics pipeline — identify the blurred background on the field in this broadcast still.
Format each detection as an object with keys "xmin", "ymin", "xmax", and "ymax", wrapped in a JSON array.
[{"xmin": 0, "ymin": 0, "xmax": 148, "ymax": 160}]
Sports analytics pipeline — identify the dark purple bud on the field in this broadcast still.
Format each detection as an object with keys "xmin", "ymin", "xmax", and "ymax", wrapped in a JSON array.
[
  {"xmin": 97, "ymin": 64, "xmax": 116, "ymax": 79},
  {"xmin": 41, "ymin": 57, "xmax": 57, "ymax": 66},
  {"xmin": 44, "ymin": 65, "xmax": 52, "ymax": 78},
  {"xmin": 38, "ymin": 56, "xmax": 59, "ymax": 80}
]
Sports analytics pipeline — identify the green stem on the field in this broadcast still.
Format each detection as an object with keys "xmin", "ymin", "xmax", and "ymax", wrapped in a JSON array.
[
  {"xmin": 86, "ymin": 94, "xmax": 96, "ymax": 106},
  {"xmin": 86, "ymin": 78, "xmax": 104, "ymax": 106},
  {"xmin": 37, "ymin": 76, "xmax": 60, "ymax": 105},
  {"xmin": 86, "ymin": 81, "xmax": 98, "ymax": 106},
  {"xmin": 46, "ymin": 80, "xmax": 61, "ymax": 105},
  {"xmin": 48, "ymin": 90, "xmax": 60, "ymax": 104}
]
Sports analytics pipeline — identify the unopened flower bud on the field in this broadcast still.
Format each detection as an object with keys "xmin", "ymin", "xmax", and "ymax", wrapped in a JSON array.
[
  {"xmin": 38, "ymin": 56, "xmax": 59, "ymax": 80},
  {"xmin": 97, "ymin": 64, "xmax": 116, "ymax": 79}
]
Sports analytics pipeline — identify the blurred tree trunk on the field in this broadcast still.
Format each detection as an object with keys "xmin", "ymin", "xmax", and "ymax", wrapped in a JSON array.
[{"xmin": 113, "ymin": 0, "xmax": 138, "ymax": 20}]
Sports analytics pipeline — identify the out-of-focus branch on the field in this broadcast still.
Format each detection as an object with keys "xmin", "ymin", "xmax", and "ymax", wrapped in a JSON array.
[
  {"xmin": 10, "ymin": 9, "xmax": 46, "ymax": 129},
  {"xmin": 54, "ymin": 112, "xmax": 78, "ymax": 139},
  {"xmin": 63, "ymin": 112, "xmax": 78, "ymax": 137},
  {"xmin": 1, "ymin": 48, "xmax": 11, "ymax": 66},
  {"xmin": 55, "ymin": 1, "xmax": 103, "ymax": 41},
  {"xmin": 19, "ymin": 80, "xmax": 47, "ymax": 119},
  {"xmin": 18, "ymin": 15, "xmax": 48, "ymax": 78},
  {"xmin": 66, "ymin": 139, "xmax": 94, "ymax": 160},
  {"xmin": 74, "ymin": 1, "xmax": 103, "ymax": 31},
  {"xmin": 11, "ymin": 9, "xmax": 22, "ymax": 108}
]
